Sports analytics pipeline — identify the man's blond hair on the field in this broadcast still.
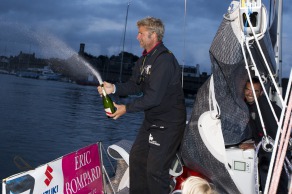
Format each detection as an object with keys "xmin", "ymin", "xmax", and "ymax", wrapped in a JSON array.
[{"xmin": 137, "ymin": 16, "xmax": 164, "ymax": 41}]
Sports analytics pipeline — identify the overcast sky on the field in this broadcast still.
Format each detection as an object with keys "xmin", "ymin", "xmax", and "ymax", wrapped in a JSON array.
[{"xmin": 0, "ymin": 0, "xmax": 291, "ymax": 77}]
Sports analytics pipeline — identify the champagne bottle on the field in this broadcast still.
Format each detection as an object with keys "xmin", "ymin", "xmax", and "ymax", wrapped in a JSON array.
[{"xmin": 101, "ymin": 84, "xmax": 116, "ymax": 115}]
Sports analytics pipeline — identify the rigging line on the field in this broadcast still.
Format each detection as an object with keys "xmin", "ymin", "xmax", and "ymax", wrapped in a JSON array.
[
  {"xmin": 244, "ymin": 8, "xmax": 284, "ymax": 122},
  {"xmin": 101, "ymin": 143, "xmax": 116, "ymax": 173},
  {"xmin": 245, "ymin": 38, "xmax": 280, "ymax": 125},
  {"xmin": 103, "ymin": 165, "xmax": 116, "ymax": 194},
  {"xmin": 254, "ymin": 142, "xmax": 262, "ymax": 194},
  {"xmin": 100, "ymin": 143, "xmax": 117, "ymax": 193},
  {"xmin": 241, "ymin": 38, "xmax": 269, "ymax": 139},
  {"xmin": 266, "ymin": 71, "xmax": 292, "ymax": 194},
  {"xmin": 119, "ymin": 0, "xmax": 131, "ymax": 83},
  {"xmin": 268, "ymin": 97, "xmax": 292, "ymax": 194},
  {"xmin": 265, "ymin": 70, "xmax": 292, "ymax": 194},
  {"xmin": 240, "ymin": 21, "xmax": 274, "ymax": 141},
  {"xmin": 181, "ymin": 0, "xmax": 187, "ymax": 88},
  {"xmin": 245, "ymin": 6, "xmax": 285, "ymax": 106},
  {"xmin": 245, "ymin": 41, "xmax": 284, "ymax": 149},
  {"xmin": 241, "ymin": 39, "xmax": 288, "ymax": 194},
  {"xmin": 274, "ymin": 86, "xmax": 292, "ymax": 169},
  {"xmin": 242, "ymin": 6, "xmax": 282, "ymax": 122}
]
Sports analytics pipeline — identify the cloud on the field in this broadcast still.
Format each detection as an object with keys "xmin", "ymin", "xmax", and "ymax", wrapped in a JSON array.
[{"xmin": 0, "ymin": 0, "xmax": 291, "ymax": 78}]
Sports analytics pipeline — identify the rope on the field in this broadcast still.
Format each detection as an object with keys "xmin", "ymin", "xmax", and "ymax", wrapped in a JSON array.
[
  {"xmin": 254, "ymin": 142, "xmax": 262, "ymax": 194},
  {"xmin": 265, "ymin": 70, "xmax": 292, "ymax": 193},
  {"xmin": 208, "ymin": 75, "xmax": 221, "ymax": 119},
  {"xmin": 239, "ymin": 8, "xmax": 270, "ymax": 139},
  {"xmin": 268, "ymin": 91, "xmax": 292, "ymax": 194},
  {"xmin": 242, "ymin": 20, "xmax": 283, "ymax": 151},
  {"xmin": 283, "ymin": 158, "xmax": 290, "ymax": 179},
  {"xmin": 285, "ymin": 157, "xmax": 292, "ymax": 172},
  {"xmin": 245, "ymin": 5, "xmax": 285, "ymax": 107},
  {"xmin": 240, "ymin": 36, "xmax": 269, "ymax": 140},
  {"xmin": 243, "ymin": 21, "xmax": 280, "ymax": 131},
  {"xmin": 101, "ymin": 143, "xmax": 116, "ymax": 174},
  {"xmin": 240, "ymin": 5, "xmax": 291, "ymax": 193}
]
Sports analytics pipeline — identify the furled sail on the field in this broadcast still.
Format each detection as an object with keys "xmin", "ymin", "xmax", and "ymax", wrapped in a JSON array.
[{"xmin": 180, "ymin": 0, "xmax": 279, "ymax": 193}]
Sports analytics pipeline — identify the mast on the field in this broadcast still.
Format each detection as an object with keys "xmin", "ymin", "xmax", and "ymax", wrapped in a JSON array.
[
  {"xmin": 119, "ymin": 1, "xmax": 131, "ymax": 83},
  {"xmin": 264, "ymin": 1, "xmax": 283, "ymax": 192},
  {"xmin": 275, "ymin": 0, "xmax": 283, "ymax": 86},
  {"xmin": 181, "ymin": 0, "xmax": 187, "ymax": 88}
]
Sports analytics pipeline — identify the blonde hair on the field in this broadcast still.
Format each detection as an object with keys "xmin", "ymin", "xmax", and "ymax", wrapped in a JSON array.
[
  {"xmin": 137, "ymin": 16, "xmax": 164, "ymax": 41},
  {"xmin": 181, "ymin": 176, "xmax": 217, "ymax": 194}
]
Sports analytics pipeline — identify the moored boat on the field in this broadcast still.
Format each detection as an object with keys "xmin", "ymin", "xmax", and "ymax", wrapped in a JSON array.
[{"xmin": 2, "ymin": 0, "xmax": 291, "ymax": 194}]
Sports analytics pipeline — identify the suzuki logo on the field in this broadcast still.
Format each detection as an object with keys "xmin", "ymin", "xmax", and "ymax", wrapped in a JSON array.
[{"xmin": 44, "ymin": 165, "xmax": 53, "ymax": 186}]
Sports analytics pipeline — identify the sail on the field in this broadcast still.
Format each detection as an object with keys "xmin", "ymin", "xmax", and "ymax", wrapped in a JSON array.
[{"xmin": 180, "ymin": 0, "xmax": 279, "ymax": 193}]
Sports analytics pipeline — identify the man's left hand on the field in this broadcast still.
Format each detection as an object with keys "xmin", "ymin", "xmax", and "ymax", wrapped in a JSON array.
[
  {"xmin": 239, "ymin": 143, "xmax": 255, "ymax": 150},
  {"xmin": 107, "ymin": 102, "xmax": 126, "ymax": 120}
]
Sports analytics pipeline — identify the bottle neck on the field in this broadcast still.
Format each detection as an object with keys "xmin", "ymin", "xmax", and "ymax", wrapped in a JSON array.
[{"xmin": 101, "ymin": 87, "xmax": 107, "ymax": 96}]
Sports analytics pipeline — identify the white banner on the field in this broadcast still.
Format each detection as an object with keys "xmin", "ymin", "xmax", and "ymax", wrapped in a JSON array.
[{"xmin": 2, "ymin": 143, "xmax": 104, "ymax": 194}]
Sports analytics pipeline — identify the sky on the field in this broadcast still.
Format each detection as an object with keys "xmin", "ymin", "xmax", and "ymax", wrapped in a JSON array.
[{"xmin": 0, "ymin": 0, "xmax": 291, "ymax": 78}]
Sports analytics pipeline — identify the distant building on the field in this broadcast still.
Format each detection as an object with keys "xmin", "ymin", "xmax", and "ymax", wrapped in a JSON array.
[
  {"xmin": 77, "ymin": 43, "xmax": 138, "ymax": 84},
  {"xmin": 79, "ymin": 43, "xmax": 85, "ymax": 55},
  {"xmin": 9, "ymin": 51, "xmax": 48, "ymax": 72},
  {"xmin": 0, "ymin": 56, "xmax": 9, "ymax": 68},
  {"xmin": 183, "ymin": 64, "xmax": 201, "ymax": 77},
  {"xmin": 2, "ymin": 43, "xmax": 211, "ymax": 97}
]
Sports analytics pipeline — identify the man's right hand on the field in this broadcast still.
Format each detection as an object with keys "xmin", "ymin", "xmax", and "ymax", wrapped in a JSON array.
[{"xmin": 97, "ymin": 81, "xmax": 115, "ymax": 96}]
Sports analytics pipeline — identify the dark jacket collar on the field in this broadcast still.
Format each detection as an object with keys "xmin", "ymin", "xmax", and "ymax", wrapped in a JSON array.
[{"xmin": 142, "ymin": 42, "xmax": 162, "ymax": 56}]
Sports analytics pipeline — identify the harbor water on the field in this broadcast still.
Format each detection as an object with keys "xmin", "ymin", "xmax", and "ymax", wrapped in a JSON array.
[{"xmin": 0, "ymin": 74, "xmax": 194, "ymax": 190}]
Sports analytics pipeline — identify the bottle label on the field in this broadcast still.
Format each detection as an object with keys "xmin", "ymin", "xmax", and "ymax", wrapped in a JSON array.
[{"xmin": 104, "ymin": 108, "xmax": 113, "ymax": 114}]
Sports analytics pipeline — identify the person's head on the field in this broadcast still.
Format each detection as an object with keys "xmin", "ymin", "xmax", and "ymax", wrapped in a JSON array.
[
  {"xmin": 136, "ymin": 16, "xmax": 164, "ymax": 51},
  {"xmin": 244, "ymin": 77, "xmax": 263, "ymax": 104},
  {"xmin": 181, "ymin": 176, "xmax": 216, "ymax": 194}
]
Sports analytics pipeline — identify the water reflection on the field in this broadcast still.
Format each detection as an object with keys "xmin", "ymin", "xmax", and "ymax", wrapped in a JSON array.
[{"xmin": 0, "ymin": 74, "xmax": 194, "ymax": 188}]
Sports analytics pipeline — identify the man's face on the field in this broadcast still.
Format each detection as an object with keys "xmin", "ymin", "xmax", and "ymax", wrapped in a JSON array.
[
  {"xmin": 244, "ymin": 82, "xmax": 262, "ymax": 104},
  {"xmin": 137, "ymin": 26, "xmax": 156, "ymax": 51}
]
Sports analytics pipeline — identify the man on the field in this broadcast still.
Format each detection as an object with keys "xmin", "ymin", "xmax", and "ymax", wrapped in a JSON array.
[
  {"xmin": 98, "ymin": 17, "xmax": 186, "ymax": 194},
  {"xmin": 239, "ymin": 77, "xmax": 288, "ymax": 193}
]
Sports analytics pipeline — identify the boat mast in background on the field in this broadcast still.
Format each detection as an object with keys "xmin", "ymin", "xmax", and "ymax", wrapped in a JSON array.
[
  {"xmin": 119, "ymin": 1, "xmax": 131, "ymax": 83},
  {"xmin": 181, "ymin": 0, "xmax": 187, "ymax": 88}
]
